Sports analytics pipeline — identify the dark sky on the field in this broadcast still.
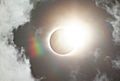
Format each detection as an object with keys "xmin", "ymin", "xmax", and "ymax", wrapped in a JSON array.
[{"xmin": 13, "ymin": 0, "xmax": 120, "ymax": 81}]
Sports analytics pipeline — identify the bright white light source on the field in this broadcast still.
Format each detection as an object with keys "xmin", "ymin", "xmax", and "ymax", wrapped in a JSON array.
[{"xmin": 47, "ymin": 17, "xmax": 94, "ymax": 56}]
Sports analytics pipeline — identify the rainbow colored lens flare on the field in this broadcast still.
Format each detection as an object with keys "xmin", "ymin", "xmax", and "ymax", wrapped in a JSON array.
[{"xmin": 28, "ymin": 33, "xmax": 45, "ymax": 58}]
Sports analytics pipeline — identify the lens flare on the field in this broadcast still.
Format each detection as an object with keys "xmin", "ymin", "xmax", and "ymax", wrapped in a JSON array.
[{"xmin": 28, "ymin": 33, "xmax": 45, "ymax": 58}]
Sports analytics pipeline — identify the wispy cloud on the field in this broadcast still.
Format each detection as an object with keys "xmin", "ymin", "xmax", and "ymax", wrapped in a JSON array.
[
  {"xmin": 94, "ymin": 0, "xmax": 120, "ymax": 80},
  {"xmin": 112, "ymin": 56, "xmax": 120, "ymax": 69},
  {"xmin": 95, "ymin": 0, "xmax": 120, "ymax": 44},
  {"xmin": 93, "ymin": 71, "xmax": 109, "ymax": 81}
]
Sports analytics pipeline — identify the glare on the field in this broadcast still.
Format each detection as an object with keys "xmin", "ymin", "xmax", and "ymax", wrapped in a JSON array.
[
  {"xmin": 60, "ymin": 17, "xmax": 93, "ymax": 49},
  {"xmin": 47, "ymin": 17, "xmax": 94, "ymax": 56}
]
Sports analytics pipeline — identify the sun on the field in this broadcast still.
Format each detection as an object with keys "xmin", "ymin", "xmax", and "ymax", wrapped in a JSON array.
[{"xmin": 47, "ymin": 17, "xmax": 94, "ymax": 56}]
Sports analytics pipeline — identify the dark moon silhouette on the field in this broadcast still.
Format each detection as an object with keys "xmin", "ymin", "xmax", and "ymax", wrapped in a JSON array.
[{"xmin": 49, "ymin": 28, "xmax": 73, "ymax": 55}]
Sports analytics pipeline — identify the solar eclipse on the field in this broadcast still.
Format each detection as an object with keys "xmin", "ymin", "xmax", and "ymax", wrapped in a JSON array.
[{"xmin": 47, "ymin": 17, "xmax": 95, "ymax": 56}]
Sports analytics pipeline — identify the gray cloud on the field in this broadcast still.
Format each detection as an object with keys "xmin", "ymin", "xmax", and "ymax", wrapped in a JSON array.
[
  {"xmin": 112, "ymin": 56, "xmax": 120, "ymax": 69},
  {"xmin": 0, "ymin": 0, "xmax": 35, "ymax": 81},
  {"xmin": 93, "ymin": 71, "xmax": 109, "ymax": 81},
  {"xmin": 95, "ymin": 0, "xmax": 120, "ymax": 44},
  {"xmin": 94, "ymin": 0, "xmax": 120, "ymax": 80},
  {"xmin": 70, "ymin": 67, "xmax": 79, "ymax": 81}
]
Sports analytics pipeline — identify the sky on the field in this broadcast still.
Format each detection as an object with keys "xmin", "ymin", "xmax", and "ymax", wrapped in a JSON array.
[{"xmin": 1, "ymin": 0, "xmax": 120, "ymax": 81}]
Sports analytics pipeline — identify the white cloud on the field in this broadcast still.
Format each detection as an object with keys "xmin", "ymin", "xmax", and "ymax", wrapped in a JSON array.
[{"xmin": 0, "ymin": 0, "xmax": 35, "ymax": 81}]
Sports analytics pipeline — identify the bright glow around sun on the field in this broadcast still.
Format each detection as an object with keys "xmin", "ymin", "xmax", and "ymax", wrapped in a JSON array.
[
  {"xmin": 47, "ymin": 16, "xmax": 95, "ymax": 56},
  {"xmin": 59, "ymin": 19, "xmax": 92, "ymax": 49}
]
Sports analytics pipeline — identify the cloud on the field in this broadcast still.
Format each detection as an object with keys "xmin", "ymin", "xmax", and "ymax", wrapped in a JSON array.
[
  {"xmin": 94, "ymin": 48, "xmax": 102, "ymax": 62},
  {"xmin": 112, "ymin": 56, "xmax": 120, "ymax": 69},
  {"xmin": 94, "ymin": 0, "xmax": 120, "ymax": 80},
  {"xmin": 95, "ymin": 0, "xmax": 120, "ymax": 44},
  {"xmin": 0, "ymin": 0, "xmax": 35, "ymax": 81},
  {"xmin": 93, "ymin": 71, "xmax": 109, "ymax": 81},
  {"xmin": 70, "ymin": 68, "xmax": 79, "ymax": 81}
]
